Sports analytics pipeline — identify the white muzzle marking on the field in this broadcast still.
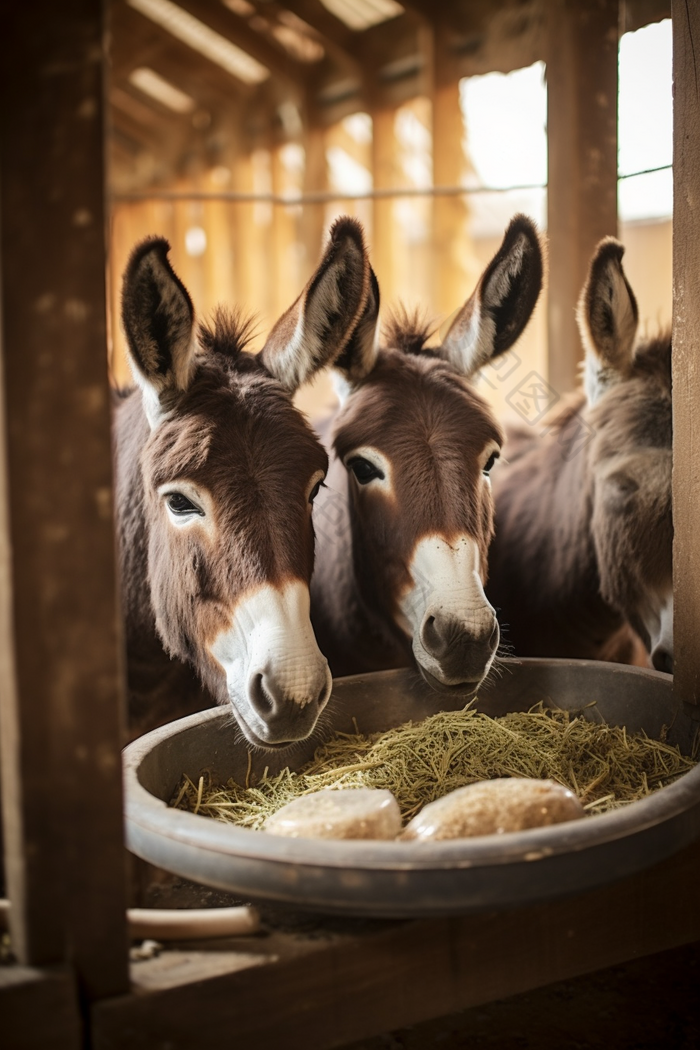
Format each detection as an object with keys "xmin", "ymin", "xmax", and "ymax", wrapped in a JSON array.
[
  {"xmin": 399, "ymin": 534, "xmax": 498, "ymax": 686},
  {"xmin": 209, "ymin": 580, "xmax": 331, "ymax": 743},
  {"xmin": 645, "ymin": 590, "xmax": 673, "ymax": 667}
]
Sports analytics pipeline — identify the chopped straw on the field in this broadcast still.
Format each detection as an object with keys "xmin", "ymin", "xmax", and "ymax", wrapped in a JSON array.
[{"xmin": 171, "ymin": 704, "xmax": 698, "ymax": 830}]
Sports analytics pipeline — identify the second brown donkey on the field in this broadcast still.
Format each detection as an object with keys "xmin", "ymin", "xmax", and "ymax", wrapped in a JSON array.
[{"xmin": 311, "ymin": 215, "xmax": 544, "ymax": 694}]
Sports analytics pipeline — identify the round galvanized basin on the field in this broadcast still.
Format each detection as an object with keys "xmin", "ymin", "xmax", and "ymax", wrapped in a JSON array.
[{"xmin": 123, "ymin": 659, "xmax": 700, "ymax": 917}]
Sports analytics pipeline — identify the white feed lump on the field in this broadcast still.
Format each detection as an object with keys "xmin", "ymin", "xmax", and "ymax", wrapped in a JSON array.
[
  {"xmin": 400, "ymin": 778, "xmax": 585, "ymax": 841},
  {"xmin": 263, "ymin": 787, "xmax": 402, "ymax": 840}
]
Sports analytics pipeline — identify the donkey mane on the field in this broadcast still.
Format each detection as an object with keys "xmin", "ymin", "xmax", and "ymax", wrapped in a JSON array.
[
  {"xmin": 198, "ymin": 306, "xmax": 257, "ymax": 363},
  {"xmin": 628, "ymin": 329, "xmax": 671, "ymax": 388},
  {"xmin": 383, "ymin": 305, "xmax": 436, "ymax": 357}
]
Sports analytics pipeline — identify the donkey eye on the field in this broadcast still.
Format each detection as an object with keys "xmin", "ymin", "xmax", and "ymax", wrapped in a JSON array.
[
  {"xmin": 308, "ymin": 478, "xmax": 324, "ymax": 504},
  {"xmin": 347, "ymin": 457, "xmax": 385, "ymax": 484},
  {"xmin": 166, "ymin": 493, "xmax": 204, "ymax": 516},
  {"xmin": 483, "ymin": 451, "xmax": 500, "ymax": 475}
]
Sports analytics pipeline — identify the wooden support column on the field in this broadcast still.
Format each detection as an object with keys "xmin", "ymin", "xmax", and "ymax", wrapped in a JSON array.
[
  {"xmin": 432, "ymin": 76, "xmax": 473, "ymax": 320},
  {"xmin": 546, "ymin": 0, "xmax": 619, "ymax": 394},
  {"xmin": 300, "ymin": 123, "xmax": 328, "ymax": 281},
  {"xmin": 671, "ymin": 0, "xmax": 700, "ymax": 705},
  {"xmin": 371, "ymin": 107, "xmax": 399, "ymax": 306},
  {"xmin": 0, "ymin": 0, "xmax": 129, "ymax": 998}
]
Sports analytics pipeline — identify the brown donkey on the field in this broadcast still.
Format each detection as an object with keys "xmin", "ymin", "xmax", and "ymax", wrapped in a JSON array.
[
  {"xmin": 114, "ymin": 218, "xmax": 371, "ymax": 742},
  {"xmin": 311, "ymin": 215, "xmax": 544, "ymax": 693},
  {"xmin": 487, "ymin": 237, "xmax": 672, "ymax": 671}
]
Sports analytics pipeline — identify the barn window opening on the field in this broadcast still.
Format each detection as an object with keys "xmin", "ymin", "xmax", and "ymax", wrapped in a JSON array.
[
  {"xmin": 127, "ymin": 0, "xmax": 270, "ymax": 84},
  {"xmin": 184, "ymin": 226, "xmax": 207, "ymax": 256},
  {"xmin": 618, "ymin": 18, "xmax": 672, "ymax": 222},
  {"xmin": 128, "ymin": 68, "xmax": 196, "ymax": 114},
  {"xmin": 320, "ymin": 0, "xmax": 404, "ymax": 32},
  {"xmin": 460, "ymin": 61, "xmax": 547, "ymax": 239}
]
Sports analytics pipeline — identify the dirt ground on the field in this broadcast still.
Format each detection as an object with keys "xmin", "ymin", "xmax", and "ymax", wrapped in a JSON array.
[{"xmin": 344, "ymin": 940, "xmax": 700, "ymax": 1050}]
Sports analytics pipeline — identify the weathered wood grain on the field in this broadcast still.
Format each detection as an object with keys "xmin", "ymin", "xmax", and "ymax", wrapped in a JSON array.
[
  {"xmin": 672, "ymin": 0, "xmax": 700, "ymax": 705},
  {"xmin": 546, "ymin": 0, "xmax": 619, "ymax": 395},
  {"xmin": 92, "ymin": 838, "xmax": 700, "ymax": 1050},
  {"xmin": 0, "ymin": 0, "xmax": 129, "ymax": 997}
]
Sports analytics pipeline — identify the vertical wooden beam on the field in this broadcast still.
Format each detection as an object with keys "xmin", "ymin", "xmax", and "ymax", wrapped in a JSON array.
[
  {"xmin": 546, "ymin": 0, "xmax": 619, "ymax": 394},
  {"xmin": 0, "ymin": 0, "xmax": 129, "ymax": 997},
  {"xmin": 300, "ymin": 123, "xmax": 328, "ymax": 282},
  {"xmin": 671, "ymin": 0, "xmax": 700, "ymax": 705},
  {"xmin": 432, "ymin": 77, "xmax": 473, "ymax": 320},
  {"xmin": 271, "ymin": 146, "xmax": 303, "ymax": 322},
  {"xmin": 371, "ymin": 107, "xmax": 399, "ymax": 306}
]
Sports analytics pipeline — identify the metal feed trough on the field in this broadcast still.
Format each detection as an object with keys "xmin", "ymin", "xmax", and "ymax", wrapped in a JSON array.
[{"xmin": 123, "ymin": 659, "xmax": 700, "ymax": 917}]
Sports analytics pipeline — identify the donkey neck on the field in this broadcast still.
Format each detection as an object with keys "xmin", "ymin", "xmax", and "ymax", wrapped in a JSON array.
[
  {"xmin": 489, "ymin": 398, "xmax": 625, "ymax": 657},
  {"xmin": 310, "ymin": 449, "xmax": 411, "ymax": 677},
  {"xmin": 112, "ymin": 391, "xmax": 155, "ymax": 641},
  {"xmin": 113, "ymin": 390, "xmax": 212, "ymax": 732}
]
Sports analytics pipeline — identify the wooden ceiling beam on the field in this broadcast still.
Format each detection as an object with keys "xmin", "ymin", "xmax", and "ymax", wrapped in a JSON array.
[
  {"xmin": 252, "ymin": 0, "xmax": 361, "ymax": 78},
  {"xmin": 111, "ymin": 3, "xmax": 257, "ymax": 104},
  {"xmin": 276, "ymin": 0, "xmax": 357, "ymax": 58},
  {"xmin": 174, "ymin": 0, "xmax": 309, "ymax": 94}
]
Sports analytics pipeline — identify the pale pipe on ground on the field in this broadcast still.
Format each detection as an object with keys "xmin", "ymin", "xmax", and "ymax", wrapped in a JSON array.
[{"xmin": 0, "ymin": 898, "xmax": 261, "ymax": 940}]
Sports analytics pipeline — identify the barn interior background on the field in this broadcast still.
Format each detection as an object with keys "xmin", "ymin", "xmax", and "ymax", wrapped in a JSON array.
[
  {"xmin": 2, "ymin": 1, "xmax": 700, "ymax": 1048},
  {"xmin": 107, "ymin": 0, "xmax": 673, "ymax": 422}
]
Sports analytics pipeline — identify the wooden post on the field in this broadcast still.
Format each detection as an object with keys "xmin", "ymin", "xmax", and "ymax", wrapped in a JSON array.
[
  {"xmin": 671, "ymin": 0, "xmax": 700, "ymax": 705},
  {"xmin": 546, "ymin": 0, "xmax": 619, "ymax": 395},
  {"xmin": 432, "ymin": 77, "xmax": 474, "ymax": 320},
  {"xmin": 300, "ymin": 123, "xmax": 328, "ymax": 282},
  {"xmin": 371, "ymin": 107, "xmax": 399, "ymax": 306},
  {"xmin": 0, "ymin": 0, "xmax": 129, "ymax": 998}
]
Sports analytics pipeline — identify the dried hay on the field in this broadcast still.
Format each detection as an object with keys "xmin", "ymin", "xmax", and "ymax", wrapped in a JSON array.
[{"xmin": 172, "ymin": 704, "xmax": 698, "ymax": 831}]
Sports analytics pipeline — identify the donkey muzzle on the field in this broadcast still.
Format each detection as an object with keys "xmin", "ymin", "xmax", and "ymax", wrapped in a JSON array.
[
  {"xmin": 418, "ymin": 612, "xmax": 500, "ymax": 689},
  {"xmin": 209, "ymin": 580, "xmax": 332, "ymax": 748},
  {"xmin": 245, "ymin": 666, "xmax": 332, "ymax": 746}
]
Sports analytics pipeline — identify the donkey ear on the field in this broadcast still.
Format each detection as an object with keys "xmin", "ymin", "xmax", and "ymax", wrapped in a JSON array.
[
  {"xmin": 258, "ymin": 216, "xmax": 370, "ymax": 392},
  {"xmin": 330, "ymin": 266, "xmax": 380, "ymax": 401},
  {"xmin": 439, "ymin": 214, "xmax": 544, "ymax": 378},
  {"xmin": 121, "ymin": 237, "xmax": 196, "ymax": 427},
  {"xmin": 578, "ymin": 237, "xmax": 639, "ymax": 406}
]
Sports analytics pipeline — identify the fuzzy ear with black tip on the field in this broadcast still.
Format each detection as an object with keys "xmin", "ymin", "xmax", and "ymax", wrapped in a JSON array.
[
  {"xmin": 258, "ymin": 216, "xmax": 370, "ymax": 393},
  {"xmin": 121, "ymin": 237, "xmax": 196, "ymax": 428},
  {"xmin": 577, "ymin": 237, "xmax": 639, "ymax": 406},
  {"xmin": 439, "ymin": 214, "xmax": 544, "ymax": 378},
  {"xmin": 330, "ymin": 266, "xmax": 380, "ymax": 402}
]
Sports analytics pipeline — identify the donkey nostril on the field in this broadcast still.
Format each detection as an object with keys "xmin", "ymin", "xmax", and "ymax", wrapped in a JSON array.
[
  {"xmin": 249, "ymin": 673, "xmax": 275, "ymax": 718},
  {"xmin": 315, "ymin": 682, "xmax": 329, "ymax": 710},
  {"xmin": 421, "ymin": 614, "xmax": 447, "ymax": 657},
  {"xmin": 652, "ymin": 649, "xmax": 674, "ymax": 675}
]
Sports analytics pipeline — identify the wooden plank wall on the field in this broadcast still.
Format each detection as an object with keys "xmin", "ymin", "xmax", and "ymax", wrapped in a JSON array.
[
  {"xmin": 0, "ymin": 0, "xmax": 129, "ymax": 1000},
  {"xmin": 671, "ymin": 0, "xmax": 700, "ymax": 705}
]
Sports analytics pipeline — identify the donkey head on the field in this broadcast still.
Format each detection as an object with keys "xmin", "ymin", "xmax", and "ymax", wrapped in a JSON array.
[
  {"xmin": 577, "ymin": 237, "xmax": 673, "ymax": 672},
  {"xmin": 121, "ymin": 218, "xmax": 370, "ymax": 746},
  {"xmin": 327, "ymin": 214, "xmax": 544, "ymax": 692}
]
